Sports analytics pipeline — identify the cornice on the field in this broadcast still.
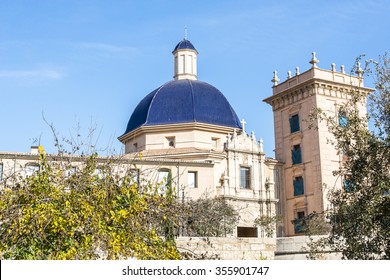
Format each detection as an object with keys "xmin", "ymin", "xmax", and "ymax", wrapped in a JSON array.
[
  {"xmin": 118, "ymin": 122, "xmax": 238, "ymax": 143},
  {"xmin": 0, "ymin": 152, "xmax": 215, "ymax": 167}
]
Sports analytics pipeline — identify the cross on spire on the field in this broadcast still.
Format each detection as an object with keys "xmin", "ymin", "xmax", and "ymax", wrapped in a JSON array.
[
  {"xmin": 184, "ymin": 25, "xmax": 188, "ymax": 40},
  {"xmin": 240, "ymin": 119, "xmax": 247, "ymax": 132}
]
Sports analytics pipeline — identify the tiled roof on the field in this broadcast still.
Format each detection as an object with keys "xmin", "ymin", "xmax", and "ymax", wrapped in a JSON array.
[
  {"xmin": 172, "ymin": 39, "xmax": 197, "ymax": 52},
  {"xmin": 123, "ymin": 79, "xmax": 242, "ymax": 135}
]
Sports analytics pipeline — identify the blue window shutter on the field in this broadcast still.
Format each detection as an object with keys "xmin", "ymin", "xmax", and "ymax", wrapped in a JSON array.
[
  {"xmin": 338, "ymin": 112, "xmax": 348, "ymax": 127},
  {"xmin": 343, "ymin": 177, "xmax": 354, "ymax": 192},
  {"xmin": 289, "ymin": 114, "xmax": 300, "ymax": 133},
  {"xmin": 294, "ymin": 177, "xmax": 304, "ymax": 196},
  {"xmin": 294, "ymin": 220, "xmax": 304, "ymax": 233},
  {"xmin": 292, "ymin": 145, "xmax": 302, "ymax": 164},
  {"xmin": 294, "ymin": 211, "xmax": 305, "ymax": 233}
]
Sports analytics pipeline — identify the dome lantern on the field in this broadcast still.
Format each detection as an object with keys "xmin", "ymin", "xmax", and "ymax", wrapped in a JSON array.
[{"xmin": 172, "ymin": 39, "xmax": 198, "ymax": 80}]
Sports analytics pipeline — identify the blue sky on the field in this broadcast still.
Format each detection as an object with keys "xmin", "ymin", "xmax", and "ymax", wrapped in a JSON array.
[{"xmin": 0, "ymin": 0, "xmax": 389, "ymax": 156}]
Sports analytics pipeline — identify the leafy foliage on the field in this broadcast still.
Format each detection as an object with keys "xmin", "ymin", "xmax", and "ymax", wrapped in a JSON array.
[
  {"xmin": 255, "ymin": 215, "xmax": 281, "ymax": 237},
  {"xmin": 291, "ymin": 212, "xmax": 331, "ymax": 236},
  {"xmin": 178, "ymin": 197, "xmax": 239, "ymax": 237},
  {"xmin": 0, "ymin": 152, "xmax": 180, "ymax": 260},
  {"xmin": 0, "ymin": 145, "xmax": 240, "ymax": 260}
]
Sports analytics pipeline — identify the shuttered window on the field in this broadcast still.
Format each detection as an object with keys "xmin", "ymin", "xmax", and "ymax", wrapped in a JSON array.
[
  {"xmin": 294, "ymin": 211, "xmax": 305, "ymax": 234},
  {"xmin": 289, "ymin": 114, "xmax": 300, "ymax": 133},
  {"xmin": 292, "ymin": 144, "xmax": 302, "ymax": 165},
  {"xmin": 343, "ymin": 175, "xmax": 354, "ymax": 192},
  {"xmin": 293, "ymin": 176, "xmax": 304, "ymax": 196},
  {"xmin": 338, "ymin": 111, "xmax": 348, "ymax": 127}
]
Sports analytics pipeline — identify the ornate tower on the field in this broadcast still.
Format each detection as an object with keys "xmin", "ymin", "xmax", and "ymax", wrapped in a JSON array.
[{"xmin": 264, "ymin": 53, "xmax": 373, "ymax": 236}]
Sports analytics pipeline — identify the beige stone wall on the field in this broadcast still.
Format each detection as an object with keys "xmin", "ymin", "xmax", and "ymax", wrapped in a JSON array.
[
  {"xmin": 121, "ymin": 123, "xmax": 235, "ymax": 154},
  {"xmin": 274, "ymin": 94, "xmax": 325, "ymax": 236},
  {"xmin": 275, "ymin": 236, "xmax": 341, "ymax": 260},
  {"xmin": 176, "ymin": 237, "xmax": 276, "ymax": 260}
]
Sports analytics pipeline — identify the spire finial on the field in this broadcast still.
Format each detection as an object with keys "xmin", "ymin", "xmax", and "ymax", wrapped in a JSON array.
[
  {"xmin": 355, "ymin": 62, "xmax": 363, "ymax": 77},
  {"xmin": 259, "ymin": 137, "xmax": 264, "ymax": 152},
  {"xmin": 309, "ymin": 52, "xmax": 320, "ymax": 68},
  {"xmin": 184, "ymin": 25, "xmax": 188, "ymax": 40},
  {"xmin": 271, "ymin": 70, "xmax": 280, "ymax": 86}
]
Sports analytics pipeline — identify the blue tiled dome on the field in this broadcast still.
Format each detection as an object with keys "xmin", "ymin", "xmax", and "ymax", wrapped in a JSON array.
[
  {"xmin": 124, "ymin": 79, "xmax": 242, "ymax": 134},
  {"xmin": 173, "ymin": 39, "xmax": 197, "ymax": 53}
]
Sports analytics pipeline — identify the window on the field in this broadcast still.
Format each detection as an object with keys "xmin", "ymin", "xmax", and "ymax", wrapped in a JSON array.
[
  {"xmin": 188, "ymin": 171, "xmax": 197, "ymax": 188},
  {"xmin": 180, "ymin": 55, "xmax": 185, "ymax": 72},
  {"xmin": 25, "ymin": 164, "xmax": 39, "ymax": 178},
  {"xmin": 343, "ymin": 175, "xmax": 354, "ymax": 192},
  {"xmin": 211, "ymin": 138, "xmax": 219, "ymax": 149},
  {"xmin": 189, "ymin": 54, "xmax": 193, "ymax": 74},
  {"xmin": 240, "ymin": 166, "xmax": 251, "ymax": 189},
  {"xmin": 166, "ymin": 137, "xmax": 175, "ymax": 148},
  {"xmin": 94, "ymin": 167, "xmax": 104, "ymax": 179},
  {"xmin": 338, "ymin": 110, "xmax": 348, "ymax": 127},
  {"xmin": 157, "ymin": 169, "xmax": 171, "ymax": 194},
  {"xmin": 292, "ymin": 144, "xmax": 302, "ymax": 165},
  {"xmin": 237, "ymin": 227, "xmax": 258, "ymax": 238},
  {"xmin": 293, "ymin": 176, "xmax": 304, "ymax": 196},
  {"xmin": 174, "ymin": 56, "xmax": 178, "ymax": 75},
  {"xmin": 294, "ymin": 211, "xmax": 305, "ymax": 234},
  {"xmin": 130, "ymin": 169, "xmax": 140, "ymax": 186},
  {"xmin": 65, "ymin": 167, "xmax": 76, "ymax": 177},
  {"xmin": 289, "ymin": 114, "xmax": 300, "ymax": 133},
  {"xmin": 133, "ymin": 143, "xmax": 138, "ymax": 152},
  {"xmin": 0, "ymin": 163, "xmax": 3, "ymax": 181}
]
